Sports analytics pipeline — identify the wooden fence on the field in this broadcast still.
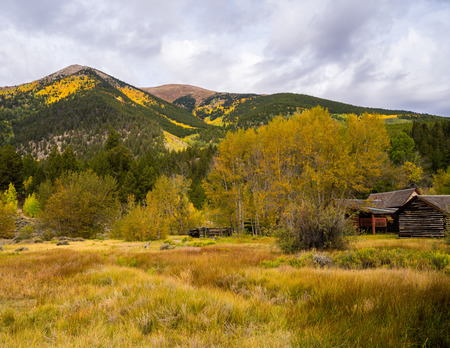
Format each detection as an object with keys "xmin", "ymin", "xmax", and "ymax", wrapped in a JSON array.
[{"xmin": 188, "ymin": 227, "xmax": 232, "ymax": 238}]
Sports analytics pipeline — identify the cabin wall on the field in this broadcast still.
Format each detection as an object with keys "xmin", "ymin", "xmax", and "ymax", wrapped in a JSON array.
[{"xmin": 398, "ymin": 200, "xmax": 446, "ymax": 238}]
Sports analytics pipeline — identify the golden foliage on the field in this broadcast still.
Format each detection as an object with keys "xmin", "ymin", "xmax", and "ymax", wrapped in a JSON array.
[
  {"xmin": 118, "ymin": 86, "xmax": 159, "ymax": 107},
  {"xmin": 0, "ymin": 82, "xmax": 39, "ymax": 97},
  {"xmin": 163, "ymin": 131, "xmax": 189, "ymax": 151},
  {"xmin": 119, "ymin": 87, "xmax": 196, "ymax": 129},
  {"xmin": 114, "ymin": 175, "xmax": 201, "ymax": 240},
  {"xmin": 36, "ymin": 75, "xmax": 98, "ymax": 104},
  {"xmin": 204, "ymin": 107, "xmax": 390, "ymax": 234},
  {"xmin": 0, "ymin": 201, "xmax": 16, "ymax": 238}
]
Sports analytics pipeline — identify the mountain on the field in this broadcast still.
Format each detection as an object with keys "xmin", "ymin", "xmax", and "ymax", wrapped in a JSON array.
[
  {"xmin": 0, "ymin": 65, "xmax": 208, "ymax": 158},
  {"xmin": 142, "ymin": 84, "xmax": 216, "ymax": 105},
  {"xmin": 1, "ymin": 65, "xmax": 445, "ymax": 159},
  {"xmin": 142, "ymin": 85, "xmax": 445, "ymax": 129},
  {"xmin": 141, "ymin": 85, "xmax": 261, "ymax": 125}
]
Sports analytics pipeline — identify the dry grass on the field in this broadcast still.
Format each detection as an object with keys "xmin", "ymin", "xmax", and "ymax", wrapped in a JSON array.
[{"xmin": 0, "ymin": 236, "xmax": 448, "ymax": 347}]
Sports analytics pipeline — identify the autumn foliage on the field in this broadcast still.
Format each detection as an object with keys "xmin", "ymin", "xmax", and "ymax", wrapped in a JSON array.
[
  {"xmin": 204, "ymin": 107, "xmax": 390, "ymax": 248},
  {"xmin": 41, "ymin": 171, "xmax": 119, "ymax": 238},
  {"xmin": 113, "ymin": 175, "xmax": 202, "ymax": 240},
  {"xmin": 0, "ymin": 183, "xmax": 18, "ymax": 238}
]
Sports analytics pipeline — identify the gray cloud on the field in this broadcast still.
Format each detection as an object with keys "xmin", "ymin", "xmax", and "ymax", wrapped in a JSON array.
[{"xmin": 1, "ymin": 0, "xmax": 449, "ymax": 116}]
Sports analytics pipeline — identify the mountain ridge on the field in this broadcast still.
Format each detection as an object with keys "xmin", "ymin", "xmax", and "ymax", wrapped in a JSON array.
[
  {"xmin": 0, "ymin": 65, "xmax": 209, "ymax": 157},
  {"xmin": 0, "ymin": 65, "xmax": 446, "ymax": 159}
]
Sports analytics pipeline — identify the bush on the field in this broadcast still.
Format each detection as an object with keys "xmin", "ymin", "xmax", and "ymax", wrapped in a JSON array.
[
  {"xmin": 445, "ymin": 223, "xmax": 450, "ymax": 246},
  {"xmin": 112, "ymin": 205, "xmax": 168, "ymax": 241},
  {"xmin": 188, "ymin": 240, "xmax": 216, "ymax": 247},
  {"xmin": 18, "ymin": 225, "xmax": 34, "ymax": 240},
  {"xmin": 41, "ymin": 171, "xmax": 119, "ymax": 239},
  {"xmin": 0, "ymin": 201, "xmax": 16, "ymax": 239},
  {"xmin": 182, "ymin": 236, "xmax": 193, "ymax": 243},
  {"xmin": 23, "ymin": 193, "xmax": 41, "ymax": 218},
  {"xmin": 160, "ymin": 243, "xmax": 175, "ymax": 250},
  {"xmin": 277, "ymin": 202, "xmax": 353, "ymax": 253}
]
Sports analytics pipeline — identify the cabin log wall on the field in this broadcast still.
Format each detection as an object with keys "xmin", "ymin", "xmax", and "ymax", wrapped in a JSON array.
[{"xmin": 398, "ymin": 200, "xmax": 446, "ymax": 238}]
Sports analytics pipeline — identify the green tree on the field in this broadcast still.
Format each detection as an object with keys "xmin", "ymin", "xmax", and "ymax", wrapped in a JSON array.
[
  {"xmin": 61, "ymin": 146, "xmax": 79, "ymax": 173},
  {"xmin": 46, "ymin": 146, "xmax": 63, "ymax": 181},
  {"xmin": 36, "ymin": 180, "xmax": 55, "ymax": 210},
  {"xmin": 41, "ymin": 171, "xmax": 119, "ymax": 238},
  {"xmin": 0, "ymin": 145, "xmax": 23, "ymax": 191},
  {"xmin": 105, "ymin": 127, "xmax": 121, "ymax": 151},
  {"xmin": 430, "ymin": 166, "xmax": 450, "ymax": 195},
  {"xmin": 388, "ymin": 132, "xmax": 416, "ymax": 165},
  {"xmin": 23, "ymin": 193, "xmax": 41, "ymax": 218}
]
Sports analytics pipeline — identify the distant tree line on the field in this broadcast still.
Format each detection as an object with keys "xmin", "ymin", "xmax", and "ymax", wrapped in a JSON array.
[{"xmin": 1, "ymin": 107, "xmax": 449, "ymax": 248}]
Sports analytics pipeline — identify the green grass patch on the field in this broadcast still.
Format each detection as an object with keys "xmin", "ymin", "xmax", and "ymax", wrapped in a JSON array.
[{"xmin": 263, "ymin": 248, "xmax": 450, "ymax": 272}]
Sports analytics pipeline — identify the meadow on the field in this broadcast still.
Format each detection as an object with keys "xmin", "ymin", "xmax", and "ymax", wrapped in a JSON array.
[{"xmin": 0, "ymin": 235, "xmax": 448, "ymax": 347}]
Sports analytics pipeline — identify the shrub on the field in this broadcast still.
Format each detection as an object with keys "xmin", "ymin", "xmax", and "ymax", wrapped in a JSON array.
[
  {"xmin": 277, "ymin": 202, "xmax": 354, "ymax": 253},
  {"xmin": 182, "ymin": 236, "xmax": 193, "ymax": 243},
  {"xmin": 0, "ymin": 201, "xmax": 16, "ymax": 239},
  {"xmin": 23, "ymin": 193, "xmax": 41, "ymax": 218},
  {"xmin": 18, "ymin": 225, "xmax": 34, "ymax": 240},
  {"xmin": 160, "ymin": 243, "xmax": 175, "ymax": 250},
  {"xmin": 41, "ymin": 171, "xmax": 119, "ymax": 239},
  {"xmin": 112, "ymin": 205, "xmax": 168, "ymax": 241},
  {"xmin": 445, "ymin": 222, "xmax": 450, "ymax": 245},
  {"xmin": 188, "ymin": 240, "xmax": 216, "ymax": 247}
]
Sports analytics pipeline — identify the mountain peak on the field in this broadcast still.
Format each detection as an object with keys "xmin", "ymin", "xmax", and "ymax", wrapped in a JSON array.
[
  {"xmin": 41, "ymin": 64, "xmax": 120, "ymax": 86},
  {"xmin": 44, "ymin": 64, "xmax": 89, "ymax": 81},
  {"xmin": 142, "ymin": 84, "xmax": 216, "ymax": 104}
]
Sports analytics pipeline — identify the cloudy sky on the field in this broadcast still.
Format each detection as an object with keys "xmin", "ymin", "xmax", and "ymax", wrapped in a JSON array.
[{"xmin": 1, "ymin": 0, "xmax": 450, "ymax": 116}]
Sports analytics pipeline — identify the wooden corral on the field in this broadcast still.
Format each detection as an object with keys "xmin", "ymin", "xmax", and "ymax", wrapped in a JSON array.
[
  {"xmin": 397, "ymin": 195, "xmax": 449, "ymax": 238},
  {"xmin": 188, "ymin": 227, "xmax": 232, "ymax": 238}
]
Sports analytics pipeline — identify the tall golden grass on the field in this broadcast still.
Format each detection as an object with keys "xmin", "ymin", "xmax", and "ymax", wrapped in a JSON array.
[{"xmin": 0, "ymin": 236, "xmax": 448, "ymax": 347}]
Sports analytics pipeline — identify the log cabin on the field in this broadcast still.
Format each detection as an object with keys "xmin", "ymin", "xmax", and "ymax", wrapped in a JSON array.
[
  {"xmin": 344, "ymin": 188, "xmax": 420, "ymax": 234},
  {"xmin": 397, "ymin": 195, "xmax": 450, "ymax": 238}
]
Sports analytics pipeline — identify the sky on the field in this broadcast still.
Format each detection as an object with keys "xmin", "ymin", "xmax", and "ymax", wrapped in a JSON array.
[{"xmin": 1, "ymin": 0, "xmax": 450, "ymax": 116}]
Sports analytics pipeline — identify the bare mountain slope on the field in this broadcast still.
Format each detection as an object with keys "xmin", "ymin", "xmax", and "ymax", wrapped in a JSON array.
[{"xmin": 142, "ymin": 84, "xmax": 216, "ymax": 105}]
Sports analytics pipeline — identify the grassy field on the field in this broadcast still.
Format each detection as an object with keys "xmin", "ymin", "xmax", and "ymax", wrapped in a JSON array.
[{"xmin": 0, "ymin": 235, "xmax": 448, "ymax": 347}]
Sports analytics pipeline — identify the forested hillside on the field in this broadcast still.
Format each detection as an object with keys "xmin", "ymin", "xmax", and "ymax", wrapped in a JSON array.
[
  {"xmin": 153, "ymin": 87, "xmax": 445, "ymax": 129},
  {"xmin": 0, "ymin": 66, "xmax": 210, "ymax": 158}
]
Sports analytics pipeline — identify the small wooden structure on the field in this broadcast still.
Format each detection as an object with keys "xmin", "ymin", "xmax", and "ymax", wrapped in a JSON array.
[
  {"xmin": 343, "ymin": 187, "xmax": 420, "ymax": 234},
  {"xmin": 397, "ymin": 195, "xmax": 449, "ymax": 238},
  {"xmin": 357, "ymin": 207, "xmax": 396, "ymax": 234},
  {"xmin": 188, "ymin": 227, "xmax": 232, "ymax": 238}
]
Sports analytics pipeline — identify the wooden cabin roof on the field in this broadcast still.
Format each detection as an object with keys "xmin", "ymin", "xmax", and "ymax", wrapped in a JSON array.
[
  {"xmin": 367, "ymin": 188, "xmax": 420, "ymax": 209},
  {"xmin": 340, "ymin": 199, "xmax": 398, "ymax": 215},
  {"xmin": 413, "ymin": 195, "xmax": 450, "ymax": 213}
]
